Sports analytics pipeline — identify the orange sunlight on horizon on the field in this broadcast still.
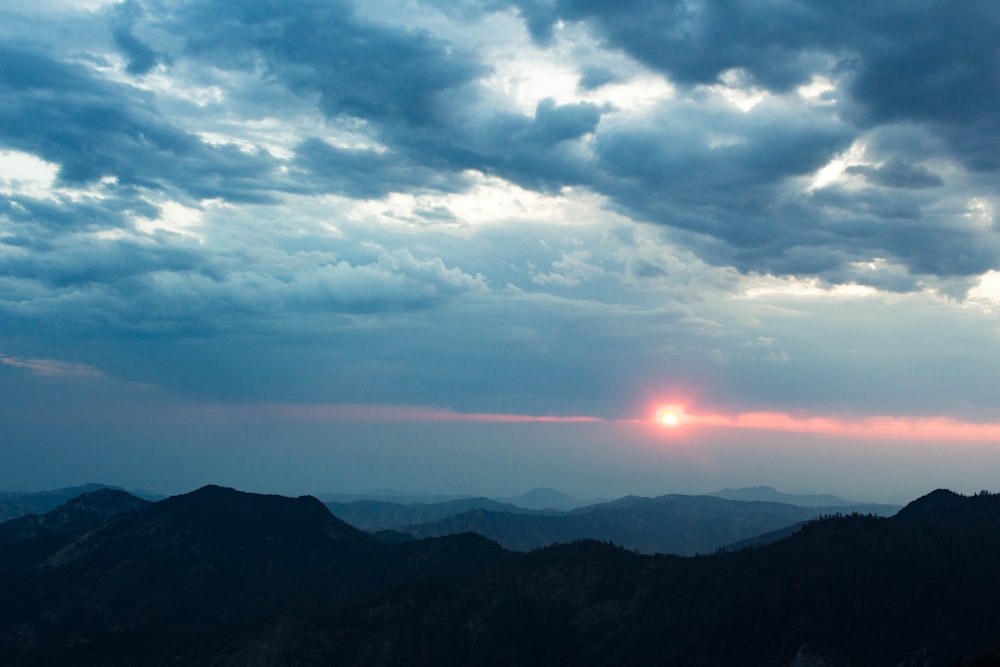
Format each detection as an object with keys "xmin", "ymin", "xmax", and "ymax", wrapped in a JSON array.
[
  {"xmin": 171, "ymin": 401, "xmax": 1000, "ymax": 443},
  {"xmin": 652, "ymin": 408, "xmax": 1000, "ymax": 443}
]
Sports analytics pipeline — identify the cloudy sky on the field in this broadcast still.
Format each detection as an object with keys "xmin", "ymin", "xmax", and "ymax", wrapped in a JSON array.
[{"xmin": 2, "ymin": 0, "xmax": 1000, "ymax": 501}]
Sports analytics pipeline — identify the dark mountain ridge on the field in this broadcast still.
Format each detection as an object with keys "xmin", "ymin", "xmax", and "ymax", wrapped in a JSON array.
[
  {"xmin": 0, "ymin": 485, "xmax": 510, "ymax": 665},
  {"xmin": 0, "ymin": 486, "xmax": 997, "ymax": 665}
]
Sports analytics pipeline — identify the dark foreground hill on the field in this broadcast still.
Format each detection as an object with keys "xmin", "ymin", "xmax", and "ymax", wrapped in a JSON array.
[{"xmin": 1, "ymin": 486, "xmax": 999, "ymax": 665}]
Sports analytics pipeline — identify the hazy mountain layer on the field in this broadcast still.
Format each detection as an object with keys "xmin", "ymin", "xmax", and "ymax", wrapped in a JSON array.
[
  {"xmin": 0, "ymin": 484, "xmax": 116, "ymax": 523},
  {"xmin": 709, "ymin": 485, "xmax": 859, "ymax": 506},
  {"xmin": 398, "ymin": 494, "xmax": 899, "ymax": 555},
  {"xmin": 324, "ymin": 496, "xmax": 553, "ymax": 531}
]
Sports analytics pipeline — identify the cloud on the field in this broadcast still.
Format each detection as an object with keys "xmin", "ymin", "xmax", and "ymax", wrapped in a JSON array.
[
  {"xmin": 510, "ymin": 0, "xmax": 1000, "ymax": 167},
  {"xmin": 683, "ymin": 409, "xmax": 1000, "ymax": 443},
  {"xmin": 164, "ymin": 0, "xmax": 486, "ymax": 129},
  {"xmin": 493, "ymin": 0, "xmax": 1000, "ymax": 280},
  {"xmin": 0, "ymin": 354, "xmax": 103, "ymax": 377},
  {"xmin": 292, "ymin": 139, "xmax": 472, "ymax": 199},
  {"xmin": 110, "ymin": 0, "xmax": 167, "ymax": 75},
  {"xmin": 1, "ymin": 0, "xmax": 999, "ymax": 432},
  {"xmin": 0, "ymin": 43, "xmax": 286, "ymax": 203},
  {"xmin": 8, "ymin": 0, "xmax": 980, "ymax": 286},
  {"xmin": 845, "ymin": 160, "xmax": 944, "ymax": 190}
]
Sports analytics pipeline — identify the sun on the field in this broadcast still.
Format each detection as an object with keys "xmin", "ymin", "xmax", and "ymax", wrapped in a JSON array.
[{"xmin": 655, "ymin": 405, "xmax": 684, "ymax": 427}]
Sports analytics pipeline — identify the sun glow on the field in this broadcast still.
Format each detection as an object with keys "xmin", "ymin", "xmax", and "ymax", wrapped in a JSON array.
[{"xmin": 655, "ymin": 406, "xmax": 684, "ymax": 427}]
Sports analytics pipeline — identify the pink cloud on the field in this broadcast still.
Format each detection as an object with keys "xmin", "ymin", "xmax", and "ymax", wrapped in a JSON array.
[
  {"xmin": 673, "ymin": 410, "xmax": 1000, "ymax": 442},
  {"xmin": 146, "ymin": 400, "xmax": 1000, "ymax": 443}
]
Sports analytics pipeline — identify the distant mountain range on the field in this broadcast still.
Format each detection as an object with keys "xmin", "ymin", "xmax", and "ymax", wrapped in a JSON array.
[
  {"xmin": 0, "ymin": 483, "xmax": 160, "ymax": 523},
  {"xmin": 1, "ymin": 484, "xmax": 898, "ymax": 557},
  {"xmin": 708, "ymin": 485, "xmax": 863, "ymax": 507},
  {"xmin": 0, "ymin": 485, "xmax": 997, "ymax": 665},
  {"xmin": 325, "ymin": 491, "xmax": 899, "ymax": 555},
  {"xmin": 319, "ymin": 486, "xmax": 595, "ymax": 510}
]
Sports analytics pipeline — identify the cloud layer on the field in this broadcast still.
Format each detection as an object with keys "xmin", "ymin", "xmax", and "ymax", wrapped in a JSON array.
[{"xmin": 2, "ymin": 0, "xmax": 999, "ymax": 441}]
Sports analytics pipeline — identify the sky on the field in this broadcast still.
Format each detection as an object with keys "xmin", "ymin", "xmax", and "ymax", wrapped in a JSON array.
[{"xmin": 2, "ymin": 0, "xmax": 1000, "ymax": 502}]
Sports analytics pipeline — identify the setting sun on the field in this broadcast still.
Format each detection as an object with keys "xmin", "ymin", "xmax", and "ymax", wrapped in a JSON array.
[{"xmin": 655, "ymin": 406, "xmax": 684, "ymax": 427}]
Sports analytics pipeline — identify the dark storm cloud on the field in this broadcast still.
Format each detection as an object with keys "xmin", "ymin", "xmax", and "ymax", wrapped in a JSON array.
[
  {"xmin": 513, "ymin": 0, "xmax": 837, "ymax": 89},
  {"xmin": 526, "ymin": 98, "xmax": 603, "ymax": 144},
  {"xmin": 416, "ymin": 98, "xmax": 604, "ymax": 190},
  {"xmin": 490, "ymin": 0, "xmax": 1000, "ymax": 281},
  {"xmin": 3, "ymin": 0, "xmax": 998, "ymax": 291},
  {"xmin": 0, "ymin": 44, "xmax": 283, "ymax": 204},
  {"xmin": 160, "ymin": 0, "xmax": 604, "ymax": 190},
  {"xmin": 577, "ymin": 66, "xmax": 621, "ymax": 90},
  {"xmin": 1, "ymin": 234, "xmax": 208, "ymax": 290},
  {"xmin": 85, "ymin": 0, "xmax": 990, "ymax": 284},
  {"xmin": 110, "ymin": 0, "xmax": 167, "ymax": 75},
  {"xmin": 296, "ymin": 98, "xmax": 603, "ymax": 196},
  {"xmin": 165, "ymin": 0, "xmax": 486, "ymax": 130},
  {"xmin": 587, "ymin": 102, "xmax": 855, "ymax": 274},
  {"xmin": 845, "ymin": 161, "xmax": 944, "ymax": 190},
  {"xmin": 0, "ymin": 193, "xmax": 150, "ymax": 242},
  {"xmin": 293, "ymin": 139, "xmax": 473, "ymax": 199},
  {"xmin": 511, "ymin": 0, "xmax": 1000, "ymax": 171}
]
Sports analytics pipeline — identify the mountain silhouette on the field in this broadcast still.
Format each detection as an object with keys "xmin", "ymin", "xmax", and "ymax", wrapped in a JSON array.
[{"xmin": 1, "ymin": 486, "xmax": 998, "ymax": 665}]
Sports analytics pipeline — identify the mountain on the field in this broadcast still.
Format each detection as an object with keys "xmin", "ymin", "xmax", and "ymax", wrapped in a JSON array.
[
  {"xmin": 3, "ymin": 487, "xmax": 999, "ymax": 665},
  {"xmin": 271, "ymin": 490, "xmax": 1000, "ymax": 666},
  {"xmin": 317, "ymin": 491, "xmax": 472, "ymax": 504},
  {"xmin": 0, "ymin": 483, "xmax": 116, "ymax": 522},
  {"xmin": 893, "ymin": 488, "xmax": 1000, "ymax": 523},
  {"xmin": 717, "ymin": 520, "xmax": 809, "ymax": 551},
  {"xmin": 324, "ymin": 496, "xmax": 551, "ymax": 531},
  {"xmin": 401, "ymin": 494, "xmax": 893, "ymax": 555},
  {"xmin": 0, "ymin": 485, "xmax": 508, "ymax": 666},
  {"xmin": 0, "ymin": 488, "xmax": 150, "ymax": 544},
  {"xmin": 709, "ymin": 485, "xmax": 895, "ymax": 509},
  {"xmin": 497, "ymin": 487, "xmax": 587, "ymax": 510},
  {"xmin": 0, "ymin": 484, "xmax": 162, "ymax": 523},
  {"xmin": 0, "ymin": 488, "xmax": 150, "ymax": 576}
]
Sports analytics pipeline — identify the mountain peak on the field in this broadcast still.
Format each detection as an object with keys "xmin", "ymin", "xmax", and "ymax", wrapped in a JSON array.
[
  {"xmin": 159, "ymin": 485, "xmax": 365, "ymax": 538},
  {"xmin": 503, "ymin": 487, "xmax": 580, "ymax": 510},
  {"xmin": 894, "ymin": 489, "xmax": 1000, "ymax": 522},
  {"xmin": 0, "ymin": 488, "xmax": 150, "ymax": 544},
  {"xmin": 42, "ymin": 485, "xmax": 371, "ymax": 572}
]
